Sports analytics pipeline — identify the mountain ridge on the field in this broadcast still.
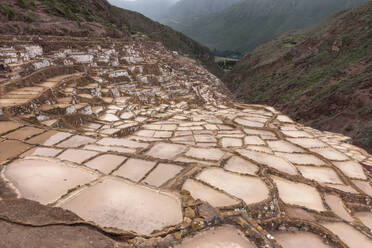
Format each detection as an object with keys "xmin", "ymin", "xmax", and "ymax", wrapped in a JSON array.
[{"xmin": 165, "ymin": 0, "xmax": 370, "ymax": 54}]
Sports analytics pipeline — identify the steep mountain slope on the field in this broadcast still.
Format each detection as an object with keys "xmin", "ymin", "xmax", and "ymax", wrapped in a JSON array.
[
  {"xmin": 225, "ymin": 1, "xmax": 372, "ymax": 152},
  {"xmin": 167, "ymin": 0, "xmax": 370, "ymax": 54},
  {"xmin": 0, "ymin": 0, "xmax": 221, "ymax": 76}
]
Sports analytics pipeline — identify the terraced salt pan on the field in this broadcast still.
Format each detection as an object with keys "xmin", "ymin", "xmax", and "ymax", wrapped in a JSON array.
[
  {"xmin": 324, "ymin": 194, "xmax": 353, "ymax": 222},
  {"xmin": 146, "ymin": 143, "xmax": 187, "ymax": 160},
  {"xmin": 4, "ymin": 126, "xmax": 45, "ymax": 140},
  {"xmin": 267, "ymin": 140, "xmax": 304, "ymax": 153},
  {"xmin": 246, "ymin": 145, "xmax": 273, "ymax": 153},
  {"xmin": 322, "ymin": 183, "xmax": 358, "ymax": 194},
  {"xmin": 57, "ymin": 149, "xmax": 98, "ymax": 164},
  {"xmin": 27, "ymin": 131, "xmax": 72, "ymax": 146},
  {"xmin": 234, "ymin": 118, "xmax": 264, "ymax": 128},
  {"xmin": 272, "ymin": 176, "xmax": 326, "ymax": 212},
  {"xmin": 352, "ymin": 180, "xmax": 372, "ymax": 197},
  {"xmin": 282, "ymin": 130, "xmax": 313, "ymax": 138},
  {"xmin": 274, "ymin": 231, "xmax": 332, "ymax": 248},
  {"xmin": 97, "ymin": 137, "xmax": 148, "ymax": 149},
  {"xmin": 83, "ymin": 144, "xmax": 136, "ymax": 154},
  {"xmin": 221, "ymin": 137, "xmax": 243, "ymax": 147},
  {"xmin": 182, "ymin": 179, "xmax": 240, "ymax": 207},
  {"xmin": 275, "ymin": 152, "xmax": 326, "ymax": 166},
  {"xmin": 113, "ymin": 158, "xmax": 156, "ymax": 182},
  {"xmin": 196, "ymin": 168, "xmax": 269, "ymax": 205},
  {"xmin": 243, "ymin": 129, "xmax": 276, "ymax": 139},
  {"xmin": 311, "ymin": 147, "xmax": 349, "ymax": 161},
  {"xmin": 2, "ymin": 158, "xmax": 98, "ymax": 204},
  {"xmin": 354, "ymin": 212, "xmax": 372, "ymax": 230},
  {"xmin": 142, "ymin": 163, "xmax": 183, "ymax": 187},
  {"xmin": 0, "ymin": 140, "xmax": 32, "ymax": 161},
  {"xmin": 244, "ymin": 136, "xmax": 265, "ymax": 145},
  {"xmin": 194, "ymin": 135, "xmax": 217, "ymax": 143},
  {"xmin": 176, "ymin": 225, "xmax": 257, "ymax": 248},
  {"xmin": 297, "ymin": 166, "xmax": 343, "ymax": 184},
  {"xmin": 57, "ymin": 135, "xmax": 96, "ymax": 148},
  {"xmin": 224, "ymin": 156, "xmax": 259, "ymax": 175},
  {"xmin": 287, "ymin": 138, "xmax": 327, "ymax": 148},
  {"xmin": 99, "ymin": 113, "xmax": 120, "ymax": 122},
  {"xmin": 57, "ymin": 177, "xmax": 183, "ymax": 235},
  {"xmin": 85, "ymin": 154, "xmax": 126, "ymax": 174},
  {"xmin": 322, "ymin": 222, "xmax": 372, "ymax": 248},
  {"xmin": 0, "ymin": 121, "xmax": 23, "ymax": 135},
  {"xmin": 236, "ymin": 149, "xmax": 298, "ymax": 175},
  {"xmin": 24, "ymin": 147, "xmax": 62, "ymax": 157},
  {"xmin": 185, "ymin": 147, "xmax": 224, "ymax": 161},
  {"xmin": 276, "ymin": 115, "xmax": 294, "ymax": 123},
  {"xmin": 175, "ymin": 157, "xmax": 215, "ymax": 166},
  {"xmin": 333, "ymin": 161, "xmax": 367, "ymax": 180}
]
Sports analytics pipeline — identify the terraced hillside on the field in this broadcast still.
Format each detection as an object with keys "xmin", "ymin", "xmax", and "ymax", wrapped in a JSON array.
[
  {"xmin": 0, "ymin": 34, "xmax": 372, "ymax": 248},
  {"xmin": 0, "ymin": 0, "xmax": 221, "ymax": 76},
  {"xmin": 226, "ymin": 1, "xmax": 372, "ymax": 153}
]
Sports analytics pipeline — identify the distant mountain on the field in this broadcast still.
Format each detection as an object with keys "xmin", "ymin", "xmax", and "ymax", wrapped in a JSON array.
[
  {"xmin": 164, "ymin": 0, "xmax": 241, "ymax": 19},
  {"xmin": 166, "ymin": 0, "xmax": 370, "ymax": 54},
  {"xmin": 225, "ymin": 1, "xmax": 372, "ymax": 152},
  {"xmin": 108, "ymin": 0, "xmax": 176, "ymax": 20},
  {"xmin": 0, "ymin": 0, "xmax": 221, "ymax": 76}
]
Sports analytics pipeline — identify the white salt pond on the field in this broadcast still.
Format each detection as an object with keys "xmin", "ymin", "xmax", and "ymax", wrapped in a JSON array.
[
  {"xmin": 274, "ymin": 231, "xmax": 332, "ymax": 248},
  {"xmin": 224, "ymin": 156, "xmax": 259, "ymax": 176},
  {"xmin": 176, "ymin": 225, "xmax": 257, "ymax": 248},
  {"xmin": 297, "ymin": 166, "xmax": 343, "ymax": 184},
  {"xmin": 333, "ymin": 161, "xmax": 367, "ymax": 180},
  {"xmin": 57, "ymin": 135, "xmax": 96, "ymax": 148},
  {"xmin": 352, "ymin": 179, "xmax": 372, "ymax": 197},
  {"xmin": 237, "ymin": 149, "xmax": 298, "ymax": 175},
  {"xmin": 196, "ymin": 168, "xmax": 269, "ymax": 205},
  {"xmin": 99, "ymin": 113, "xmax": 120, "ymax": 122},
  {"xmin": 311, "ymin": 147, "xmax": 349, "ymax": 161},
  {"xmin": 2, "ymin": 158, "xmax": 98, "ymax": 204},
  {"xmin": 57, "ymin": 149, "xmax": 98, "ymax": 164},
  {"xmin": 84, "ymin": 154, "xmax": 126, "ymax": 174},
  {"xmin": 272, "ymin": 176, "xmax": 326, "ymax": 212},
  {"xmin": 182, "ymin": 179, "xmax": 240, "ymax": 208},
  {"xmin": 287, "ymin": 138, "xmax": 327, "ymax": 148},
  {"xmin": 244, "ymin": 136, "xmax": 265, "ymax": 145},
  {"xmin": 57, "ymin": 177, "xmax": 183, "ymax": 235},
  {"xmin": 275, "ymin": 152, "xmax": 326, "ymax": 166},
  {"xmin": 354, "ymin": 212, "xmax": 372, "ymax": 230},
  {"xmin": 267, "ymin": 140, "xmax": 304, "ymax": 153},
  {"xmin": 27, "ymin": 131, "xmax": 72, "ymax": 146},
  {"xmin": 322, "ymin": 222, "xmax": 372, "ymax": 248},
  {"xmin": 113, "ymin": 158, "xmax": 156, "ymax": 182},
  {"xmin": 324, "ymin": 194, "xmax": 354, "ymax": 222},
  {"xmin": 146, "ymin": 143, "xmax": 187, "ymax": 160},
  {"xmin": 142, "ymin": 163, "xmax": 183, "ymax": 187},
  {"xmin": 221, "ymin": 137, "xmax": 243, "ymax": 147},
  {"xmin": 185, "ymin": 147, "xmax": 225, "ymax": 161}
]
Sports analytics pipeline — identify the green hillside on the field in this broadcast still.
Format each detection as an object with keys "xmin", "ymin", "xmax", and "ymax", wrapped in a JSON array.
[{"xmin": 225, "ymin": 1, "xmax": 372, "ymax": 152}]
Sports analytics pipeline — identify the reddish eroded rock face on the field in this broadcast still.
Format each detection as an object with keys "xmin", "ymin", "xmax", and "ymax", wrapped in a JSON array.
[{"xmin": 0, "ymin": 35, "xmax": 371, "ymax": 247}]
